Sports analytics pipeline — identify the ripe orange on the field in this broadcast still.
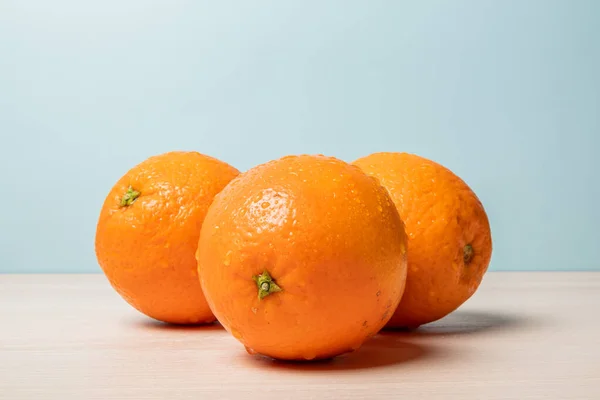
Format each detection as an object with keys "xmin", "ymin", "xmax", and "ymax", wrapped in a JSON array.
[
  {"xmin": 197, "ymin": 155, "xmax": 408, "ymax": 360},
  {"xmin": 95, "ymin": 151, "xmax": 239, "ymax": 324},
  {"xmin": 353, "ymin": 152, "xmax": 492, "ymax": 328}
]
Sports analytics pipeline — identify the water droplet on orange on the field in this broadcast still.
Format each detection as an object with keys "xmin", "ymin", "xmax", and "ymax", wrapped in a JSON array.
[
  {"xmin": 224, "ymin": 250, "xmax": 232, "ymax": 266},
  {"xmin": 231, "ymin": 328, "xmax": 243, "ymax": 340}
]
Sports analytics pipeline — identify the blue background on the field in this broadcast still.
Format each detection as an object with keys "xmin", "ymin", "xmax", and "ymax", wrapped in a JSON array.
[{"xmin": 1, "ymin": 1, "xmax": 598, "ymax": 273}]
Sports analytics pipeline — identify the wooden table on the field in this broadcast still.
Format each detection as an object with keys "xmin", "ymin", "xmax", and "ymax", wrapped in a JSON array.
[{"xmin": 1, "ymin": 272, "xmax": 598, "ymax": 399}]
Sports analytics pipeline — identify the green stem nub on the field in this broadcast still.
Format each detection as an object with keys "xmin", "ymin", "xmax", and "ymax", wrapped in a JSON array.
[
  {"xmin": 253, "ymin": 270, "xmax": 282, "ymax": 300},
  {"xmin": 463, "ymin": 244, "xmax": 474, "ymax": 265},
  {"xmin": 119, "ymin": 186, "xmax": 140, "ymax": 207}
]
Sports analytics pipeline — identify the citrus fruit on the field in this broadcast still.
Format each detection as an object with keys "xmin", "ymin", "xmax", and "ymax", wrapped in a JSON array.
[
  {"xmin": 197, "ymin": 154, "xmax": 408, "ymax": 360},
  {"xmin": 95, "ymin": 151, "xmax": 239, "ymax": 324},
  {"xmin": 353, "ymin": 152, "xmax": 492, "ymax": 328}
]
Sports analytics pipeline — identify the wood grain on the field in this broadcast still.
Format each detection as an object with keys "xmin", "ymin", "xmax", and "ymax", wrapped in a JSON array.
[{"xmin": 1, "ymin": 272, "xmax": 599, "ymax": 399}]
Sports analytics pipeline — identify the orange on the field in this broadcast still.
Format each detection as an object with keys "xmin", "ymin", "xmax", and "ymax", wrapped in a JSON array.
[
  {"xmin": 197, "ymin": 154, "xmax": 408, "ymax": 360},
  {"xmin": 353, "ymin": 152, "xmax": 492, "ymax": 328},
  {"xmin": 95, "ymin": 151, "xmax": 239, "ymax": 324}
]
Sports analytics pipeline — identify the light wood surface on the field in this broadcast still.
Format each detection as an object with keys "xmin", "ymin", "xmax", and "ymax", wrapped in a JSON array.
[{"xmin": 1, "ymin": 272, "xmax": 599, "ymax": 399}]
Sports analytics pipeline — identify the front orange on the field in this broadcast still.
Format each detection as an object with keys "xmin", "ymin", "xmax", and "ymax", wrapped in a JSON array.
[
  {"xmin": 95, "ymin": 151, "xmax": 239, "ymax": 324},
  {"xmin": 353, "ymin": 152, "xmax": 493, "ymax": 328},
  {"xmin": 197, "ymin": 155, "xmax": 408, "ymax": 360}
]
